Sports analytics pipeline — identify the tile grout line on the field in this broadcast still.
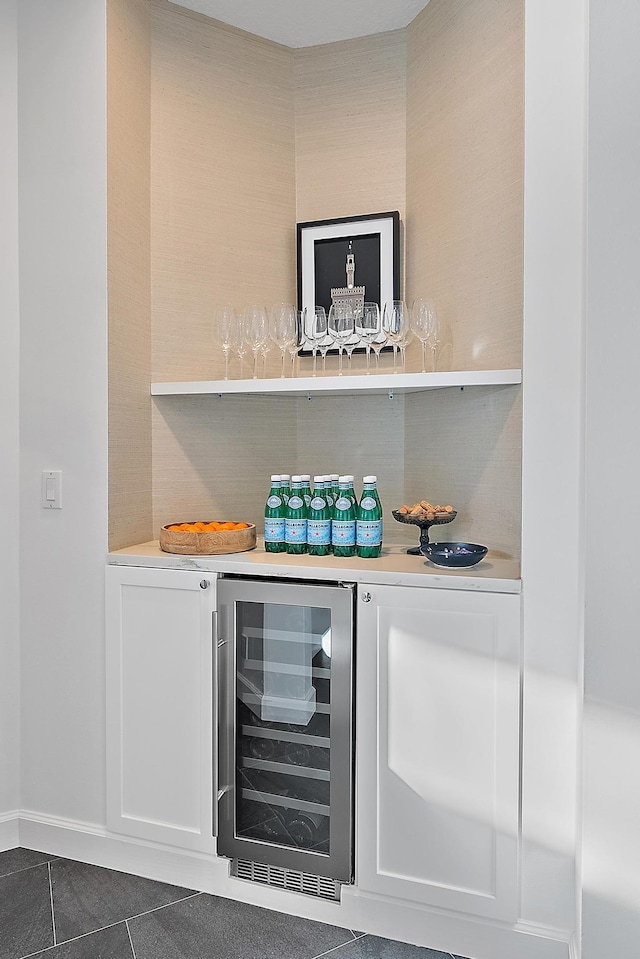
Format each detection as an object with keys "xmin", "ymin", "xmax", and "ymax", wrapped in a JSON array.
[
  {"xmin": 47, "ymin": 861, "xmax": 57, "ymax": 946},
  {"xmin": 17, "ymin": 890, "xmax": 204, "ymax": 959},
  {"xmin": 311, "ymin": 934, "xmax": 369, "ymax": 959},
  {"xmin": 0, "ymin": 856, "xmax": 60, "ymax": 881},
  {"xmin": 125, "ymin": 919, "xmax": 138, "ymax": 959}
]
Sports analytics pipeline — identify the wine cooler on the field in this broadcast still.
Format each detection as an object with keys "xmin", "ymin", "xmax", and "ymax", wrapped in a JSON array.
[{"xmin": 216, "ymin": 577, "xmax": 354, "ymax": 888}]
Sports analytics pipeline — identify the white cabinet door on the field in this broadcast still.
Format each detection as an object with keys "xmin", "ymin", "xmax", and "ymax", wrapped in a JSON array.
[
  {"xmin": 106, "ymin": 565, "xmax": 217, "ymax": 852},
  {"xmin": 356, "ymin": 584, "xmax": 521, "ymax": 920}
]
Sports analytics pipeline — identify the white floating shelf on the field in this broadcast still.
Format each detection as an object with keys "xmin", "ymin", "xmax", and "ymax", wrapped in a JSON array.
[{"xmin": 151, "ymin": 370, "xmax": 522, "ymax": 398}]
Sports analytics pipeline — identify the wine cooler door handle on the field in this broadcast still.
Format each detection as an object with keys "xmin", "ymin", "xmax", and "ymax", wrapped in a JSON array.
[
  {"xmin": 212, "ymin": 611, "xmax": 220, "ymax": 837},
  {"xmin": 214, "ymin": 628, "xmax": 232, "ymax": 840}
]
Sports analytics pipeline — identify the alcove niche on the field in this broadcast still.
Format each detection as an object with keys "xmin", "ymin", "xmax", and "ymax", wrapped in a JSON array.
[{"xmin": 107, "ymin": 0, "xmax": 523, "ymax": 557}]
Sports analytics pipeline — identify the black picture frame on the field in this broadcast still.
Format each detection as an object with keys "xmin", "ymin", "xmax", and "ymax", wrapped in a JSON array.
[{"xmin": 296, "ymin": 211, "xmax": 400, "ymax": 351}]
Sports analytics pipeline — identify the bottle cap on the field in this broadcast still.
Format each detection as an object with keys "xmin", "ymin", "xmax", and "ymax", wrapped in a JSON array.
[
  {"xmin": 291, "ymin": 475, "xmax": 301, "ymax": 483},
  {"xmin": 301, "ymin": 474, "xmax": 311, "ymax": 481},
  {"xmin": 330, "ymin": 474, "xmax": 339, "ymax": 481},
  {"xmin": 281, "ymin": 474, "xmax": 290, "ymax": 482},
  {"xmin": 313, "ymin": 476, "xmax": 323, "ymax": 484},
  {"xmin": 345, "ymin": 474, "xmax": 354, "ymax": 482},
  {"xmin": 338, "ymin": 475, "xmax": 347, "ymax": 484},
  {"xmin": 270, "ymin": 475, "xmax": 281, "ymax": 482},
  {"xmin": 363, "ymin": 475, "xmax": 377, "ymax": 483}
]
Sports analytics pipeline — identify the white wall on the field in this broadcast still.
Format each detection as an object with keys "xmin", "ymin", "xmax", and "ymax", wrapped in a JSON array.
[
  {"xmin": 18, "ymin": 0, "xmax": 109, "ymax": 824},
  {"xmin": 520, "ymin": 0, "xmax": 586, "ymax": 935},
  {"xmin": 582, "ymin": 1, "xmax": 640, "ymax": 955},
  {"xmin": 0, "ymin": 0, "xmax": 21, "ymax": 832}
]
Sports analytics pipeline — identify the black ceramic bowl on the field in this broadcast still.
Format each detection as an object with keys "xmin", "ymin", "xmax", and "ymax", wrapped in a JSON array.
[{"xmin": 422, "ymin": 542, "xmax": 488, "ymax": 568}]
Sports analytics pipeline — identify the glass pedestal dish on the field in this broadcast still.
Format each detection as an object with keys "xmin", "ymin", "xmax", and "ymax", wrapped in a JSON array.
[{"xmin": 391, "ymin": 510, "xmax": 457, "ymax": 556}]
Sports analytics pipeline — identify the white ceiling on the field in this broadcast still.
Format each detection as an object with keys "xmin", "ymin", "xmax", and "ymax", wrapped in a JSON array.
[{"xmin": 170, "ymin": 0, "xmax": 431, "ymax": 48}]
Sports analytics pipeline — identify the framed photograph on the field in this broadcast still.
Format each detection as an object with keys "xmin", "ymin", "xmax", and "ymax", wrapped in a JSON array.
[{"xmin": 296, "ymin": 211, "xmax": 400, "ymax": 351}]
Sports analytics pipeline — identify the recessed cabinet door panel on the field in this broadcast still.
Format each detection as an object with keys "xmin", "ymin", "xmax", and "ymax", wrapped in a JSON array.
[
  {"xmin": 357, "ymin": 585, "xmax": 520, "ymax": 920},
  {"xmin": 106, "ymin": 566, "xmax": 216, "ymax": 852}
]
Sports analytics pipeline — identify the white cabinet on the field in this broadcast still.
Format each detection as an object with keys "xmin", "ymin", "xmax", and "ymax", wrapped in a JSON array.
[
  {"xmin": 105, "ymin": 565, "xmax": 217, "ymax": 852},
  {"xmin": 356, "ymin": 583, "xmax": 521, "ymax": 920}
]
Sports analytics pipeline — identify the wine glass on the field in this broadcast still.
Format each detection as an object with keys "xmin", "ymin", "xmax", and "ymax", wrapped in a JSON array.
[
  {"xmin": 245, "ymin": 305, "xmax": 268, "ymax": 379},
  {"xmin": 343, "ymin": 305, "xmax": 360, "ymax": 372},
  {"xmin": 328, "ymin": 303, "xmax": 353, "ymax": 376},
  {"xmin": 383, "ymin": 300, "xmax": 410, "ymax": 372},
  {"xmin": 287, "ymin": 310, "xmax": 302, "ymax": 377},
  {"xmin": 305, "ymin": 306, "xmax": 327, "ymax": 376},
  {"xmin": 212, "ymin": 306, "xmax": 235, "ymax": 380},
  {"xmin": 411, "ymin": 299, "xmax": 440, "ymax": 372},
  {"xmin": 270, "ymin": 303, "xmax": 297, "ymax": 378},
  {"xmin": 356, "ymin": 302, "xmax": 381, "ymax": 373},
  {"xmin": 233, "ymin": 311, "xmax": 248, "ymax": 378}
]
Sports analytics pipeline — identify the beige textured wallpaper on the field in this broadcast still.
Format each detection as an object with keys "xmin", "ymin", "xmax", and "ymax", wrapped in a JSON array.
[
  {"xmin": 406, "ymin": 0, "xmax": 524, "ymax": 372},
  {"xmin": 151, "ymin": 1, "xmax": 296, "ymax": 384},
  {"xmin": 404, "ymin": 386, "xmax": 522, "ymax": 559},
  {"xmin": 294, "ymin": 31, "xmax": 407, "ymax": 228},
  {"xmin": 107, "ymin": 0, "xmax": 153, "ymax": 551}
]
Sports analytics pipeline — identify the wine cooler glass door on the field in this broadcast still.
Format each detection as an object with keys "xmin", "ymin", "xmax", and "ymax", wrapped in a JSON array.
[{"xmin": 217, "ymin": 578, "xmax": 354, "ymax": 882}]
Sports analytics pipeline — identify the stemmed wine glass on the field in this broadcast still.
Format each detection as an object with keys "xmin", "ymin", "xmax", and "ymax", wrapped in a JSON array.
[
  {"xmin": 270, "ymin": 304, "xmax": 298, "ymax": 378},
  {"xmin": 328, "ymin": 303, "xmax": 354, "ymax": 376},
  {"xmin": 245, "ymin": 305, "xmax": 268, "ymax": 379},
  {"xmin": 411, "ymin": 299, "xmax": 440, "ymax": 372},
  {"xmin": 383, "ymin": 300, "xmax": 410, "ymax": 373},
  {"xmin": 287, "ymin": 311, "xmax": 302, "ymax": 377},
  {"xmin": 343, "ymin": 305, "xmax": 360, "ymax": 373},
  {"xmin": 356, "ymin": 302, "xmax": 381, "ymax": 373},
  {"xmin": 233, "ymin": 311, "xmax": 248, "ymax": 379},
  {"xmin": 212, "ymin": 306, "xmax": 235, "ymax": 380},
  {"xmin": 305, "ymin": 306, "xmax": 328, "ymax": 376}
]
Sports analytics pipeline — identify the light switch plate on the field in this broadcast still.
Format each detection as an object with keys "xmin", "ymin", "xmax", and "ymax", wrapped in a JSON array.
[{"xmin": 42, "ymin": 470, "xmax": 62, "ymax": 509}]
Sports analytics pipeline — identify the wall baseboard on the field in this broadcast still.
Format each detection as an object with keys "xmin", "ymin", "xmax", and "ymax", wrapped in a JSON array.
[
  {"xmin": 0, "ymin": 812, "xmax": 19, "ymax": 852},
  {"xmin": 17, "ymin": 811, "xmax": 572, "ymax": 959}
]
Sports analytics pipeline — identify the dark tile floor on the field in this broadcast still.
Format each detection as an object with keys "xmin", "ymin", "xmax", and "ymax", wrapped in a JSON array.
[{"xmin": 0, "ymin": 848, "xmax": 467, "ymax": 959}]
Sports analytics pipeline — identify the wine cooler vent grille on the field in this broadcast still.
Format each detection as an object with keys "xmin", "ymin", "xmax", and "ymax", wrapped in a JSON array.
[{"xmin": 232, "ymin": 859, "xmax": 341, "ymax": 901}]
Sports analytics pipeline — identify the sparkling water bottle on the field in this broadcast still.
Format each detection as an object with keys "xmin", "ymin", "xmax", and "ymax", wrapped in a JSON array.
[
  {"xmin": 356, "ymin": 475, "xmax": 383, "ymax": 558},
  {"xmin": 307, "ymin": 475, "xmax": 332, "ymax": 556},
  {"xmin": 280, "ymin": 474, "xmax": 291, "ymax": 505},
  {"xmin": 332, "ymin": 476, "xmax": 356, "ymax": 557},
  {"xmin": 285, "ymin": 476, "xmax": 308, "ymax": 554},
  {"xmin": 264, "ymin": 475, "xmax": 286, "ymax": 553},
  {"xmin": 299, "ymin": 474, "xmax": 312, "ymax": 509}
]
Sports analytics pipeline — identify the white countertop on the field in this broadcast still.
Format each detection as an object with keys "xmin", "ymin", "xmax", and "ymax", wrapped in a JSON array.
[{"xmin": 108, "ymin": 540, "xmax": 521, "ymax": 593}]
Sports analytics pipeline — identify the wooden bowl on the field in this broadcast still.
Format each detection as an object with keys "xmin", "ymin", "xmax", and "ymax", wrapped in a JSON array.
[{"xmin": 159, "ymin": 522, "xmax": 256, "ymax": 555}]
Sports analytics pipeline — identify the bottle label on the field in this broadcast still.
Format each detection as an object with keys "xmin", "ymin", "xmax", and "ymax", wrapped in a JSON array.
[
  {"xmin": 335, "ymin": 496, "xmax": 351, "ymax": 511},
  {"xmin": 332, "ymin": 520, "xmax": 356, "ymax": 546},
  {"xmin": 265, "ymin": 518, "xmax": 285, "ymax": 542},
  {"xmin": 285, "ymin": 518, "xmax": 307, "ymax": 544},
  {"xmin": 310, "ymin": 496, "xmax": 326, "ymax": 510},
  {"xmin": 267, "ymin": 495, "xmax": 282, "ymax": 509},
  {"xmin": 307, "ymin": 519, "xmax": 331, "ymax": 545},
  {"xmin": 356, "ymin": 519, "xmax": 383, "ymax": 547},
  {"xmin": 288, "ymin": 495, "xmax": 304, "ymax": 509},
  {"xmin": 360, "ymin": 496, "xmax": 377, "ymax": 510}
]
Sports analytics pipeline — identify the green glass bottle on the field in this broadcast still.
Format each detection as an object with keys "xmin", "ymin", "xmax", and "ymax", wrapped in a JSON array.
[
  {"xmin": 332, "ymin": 476, "xmax": 356, "ymax": 557},
  {"xmin": 280, "ymin": 474, "xmax": 291, "ymax": 505},
  {"xmin": 323, "ymin": 475, "xmax": 335, "ymax": 512},
  {"xmin": 300, "ymin": 474, "xmax": 312, "ymax": 510},
  {"xmin": 285, "ymin": 476, "xmax": 308, "ymax": 554},
  {"xmin": 330, "ymin": 474, "xmax": 340, "ymax": 507},
  {"xmin": 345, "ymin": 474, "xmax": 357, "ymax": 506},
  {"xmin": 264, "ymin": 475, "xmax": 286, "ymax": 553},
  {"xmin": 356, "ymin": 474, "xmax": 383, "ymax": 558},
  {"xmin": 307, "ymin": 475, "xmax": 332, "ymax": 556}
]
